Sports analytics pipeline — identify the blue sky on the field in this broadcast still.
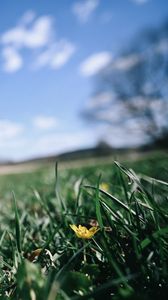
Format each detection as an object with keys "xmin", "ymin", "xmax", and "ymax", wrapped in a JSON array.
[{"xmin": 0, "ymin": 0, "xmax": 167, "ymax": 161}]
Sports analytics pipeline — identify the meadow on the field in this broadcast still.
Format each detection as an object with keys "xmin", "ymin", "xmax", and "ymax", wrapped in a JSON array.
[{"xmin": 0, "ymin": 151, "xmax": 167, "ymax": 299}]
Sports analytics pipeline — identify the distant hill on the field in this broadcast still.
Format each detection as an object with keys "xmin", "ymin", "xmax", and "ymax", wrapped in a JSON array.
[
  {"xmin": 16, "ymin": 144, "xmax": 116, "ymax": 165},
  {"xmin": 0, "ymin": 143, "xmax": 118, "ymax": 166},
  {"xmin": 0, "ymin": 159, "xmax": 14, "ymax": 166},
  {"xmin": 0, "ymin": 142, "xmax": 157, "ymax": 167}
]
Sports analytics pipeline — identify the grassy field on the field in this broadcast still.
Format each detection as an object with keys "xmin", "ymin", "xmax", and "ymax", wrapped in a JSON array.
[{"xmin": 0, "ymin": 151, "xmax": 167, "ymax": 299}]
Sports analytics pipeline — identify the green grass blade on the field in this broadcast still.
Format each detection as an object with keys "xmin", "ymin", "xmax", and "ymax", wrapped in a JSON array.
[
  {"xmin": 95, "ymin": 175, "xmax": 103, "ymax": 230},
  {"xmin": 55, "ymin": 242, "xmax": 90, "ymax": 282},
  {"xmin": 84, "ymin": 185, "xmax": 144, "ymax": 222},
  {"xmin": 55, "ymin": 161, "xmax": 66, "ymax": 211},
  {"xmin": 12, "ymin": 191, "xmax": 21, "ymax": 254}
]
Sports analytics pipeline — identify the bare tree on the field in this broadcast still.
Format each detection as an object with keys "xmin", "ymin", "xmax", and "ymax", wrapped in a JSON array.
[{"xmin": 82, "ymin": 21, "xmax": 168, "ymax": 148}]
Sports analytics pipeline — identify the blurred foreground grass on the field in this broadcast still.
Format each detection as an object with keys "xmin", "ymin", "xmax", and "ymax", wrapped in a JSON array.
[{"xmin": 0, "ymin": 151, "xmax": 167, "ymax": 299}]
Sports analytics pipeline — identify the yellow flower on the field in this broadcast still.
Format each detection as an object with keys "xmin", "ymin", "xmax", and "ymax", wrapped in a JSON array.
[
  {"xmin": 100, "ymin": 183, "xmax": 109, "ymax": 192},
  {"xmin": 70, "ymin": 224, "xmax": 99, "ymax": 239}
]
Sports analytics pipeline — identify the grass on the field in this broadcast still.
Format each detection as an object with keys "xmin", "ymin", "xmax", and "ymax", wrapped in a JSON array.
[{"xmin": 0, "ymin": 151, "xmax": 167, "ymax": 299}]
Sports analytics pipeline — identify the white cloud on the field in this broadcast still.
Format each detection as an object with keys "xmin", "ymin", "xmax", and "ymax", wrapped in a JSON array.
[
  {"xmin": 0, "ymin": 119, "xmax": 24, "ymax": 140},
  {"xmin": 35, "ymin": 40, "xmax": 76, "ymax": 69},
  {"xmin": 33, "ymin": 116, "xmax": 59, "ymax": 130},
  {"xmin": 94, "ymin": 104, "xmax": 126, "ymax": 124},
  {"xmin": 29, "ymin": 130, "xmax": 99, "ymax": 158},
  {"xmin": 1, "ymin": 11, "xmax": 76, "ymax": 72},
  {"xmin": 112, "ymin": 54, "xmax": 141, "ymax": 71},
  {"xmin": 103, "ymin": 125, "xmax": 146, "ymax": 148},
  {"xmin": 87, "ymin": 92, "xmax": 113, "ymax": 109},
  {"xmin": 1, "ymin": 15, "xmax": 53, "ymax": 49},
  {"xmin": 2, "ymin": 47, "xmax": 23, "ymax": 72},
  {"xmin": 19, "ymin": 10, "xmax": 36, "ymax": 25},
  {"xmin": 0, "ymin": 129, "xmax": 99, "ymax": 160},
  {"xmin": 1, "ymin": 13, "xmax": 53, "ymax": 72},
  {"xmin": 72, "ymin": 0, "xmax": 99, "ymax": 23},
  {"xmin": 80, "ymin": 52, "xmax": 112, "ymax": 76},
  {"xmin": 155, "ymin": 38, "xmax": 168, "ymax": 53}
]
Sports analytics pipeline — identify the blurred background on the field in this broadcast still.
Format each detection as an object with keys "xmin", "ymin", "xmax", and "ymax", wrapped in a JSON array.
[{"xmin": 0, "ymin": 0, "xmax": 168, "ymax": 163}]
